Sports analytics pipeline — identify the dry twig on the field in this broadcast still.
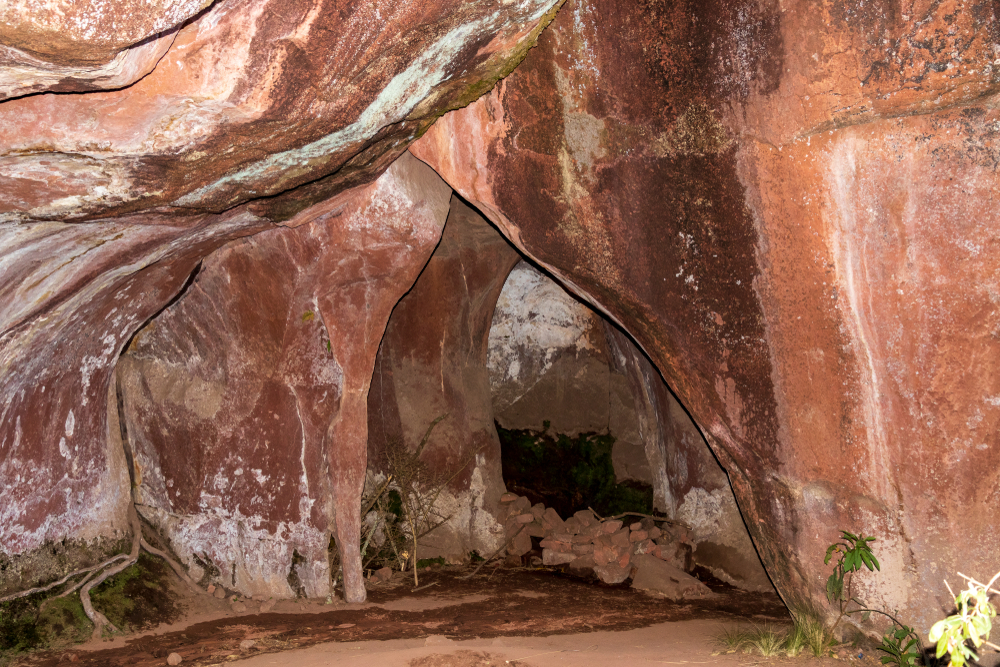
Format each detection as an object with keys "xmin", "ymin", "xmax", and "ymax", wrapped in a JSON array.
[{"xmin": 459, "ymin": 525, "xmax": 525, "ymax": 580}]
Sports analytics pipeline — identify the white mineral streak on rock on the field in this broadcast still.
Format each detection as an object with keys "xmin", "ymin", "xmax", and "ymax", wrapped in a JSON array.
[
  {"xmin": 136, "ymin": 503, "xmax": 331, "ymax": 598},
  {"xmin": 487, "ymin": 262, "xmax": 596, "ymax": 412},
  {"xmin": 0, "ymin": 0, "xmax": 210, "ymax": 58},
  {"xmin": 827, "ymin": 135, "xmax": 893, "ymax": 502},
  {"xmin": 677, "ymin": 486, "xmax": 771, "ymax": 592},
  {"xmin": 174, "ymin": 0, "xmax": 560, "ymax": 206},
  {"xmin": 0, "ymin": 212, "xmax": 261, "ymax": 557},
  {"xmin": 406, "ymin": 456, "xmax": 503, "ymax": 564}
]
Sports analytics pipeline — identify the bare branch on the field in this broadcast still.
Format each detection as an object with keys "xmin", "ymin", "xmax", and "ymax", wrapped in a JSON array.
[{"xmin": 588, "ymin": 506, "xmax": 690, "ymax": 529}]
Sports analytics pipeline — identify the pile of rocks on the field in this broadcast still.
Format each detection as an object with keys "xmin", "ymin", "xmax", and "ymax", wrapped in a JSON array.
[{"xmin": 497, "ymin": 493, "xmax": 712, "ymax": 600}]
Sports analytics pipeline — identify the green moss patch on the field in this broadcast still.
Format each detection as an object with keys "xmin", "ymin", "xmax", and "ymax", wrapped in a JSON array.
[
  {"xmin": 91, "ymin": 553, "xmax": 182, "ymax": 634},
  {"xmin": 497, "ymin": 423, "xmax": 654, "ymax": 519},
  {"xmin": 0, "ymin": 553, "xmax": 181, "ymax": 664}
]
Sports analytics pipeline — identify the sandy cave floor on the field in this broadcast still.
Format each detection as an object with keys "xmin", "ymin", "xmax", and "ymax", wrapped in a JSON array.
[{"xmin": 13, "ymin": 565, "xmax": 882, "ymax": 667}]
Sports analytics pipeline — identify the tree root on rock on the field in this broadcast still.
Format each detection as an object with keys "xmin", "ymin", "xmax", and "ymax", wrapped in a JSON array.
[{"xmin": 1, "ymin": 504, "xmax": 205, "ymax": 641}]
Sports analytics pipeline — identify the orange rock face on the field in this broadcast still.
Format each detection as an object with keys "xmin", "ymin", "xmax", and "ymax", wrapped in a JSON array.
[
  {"xmin": 412, "ymin": 0, "xmax": 1000, "ymax": 630},
  {"xmin": 0, "ymin": 0, "xmax": 564, "ymax": 218}
]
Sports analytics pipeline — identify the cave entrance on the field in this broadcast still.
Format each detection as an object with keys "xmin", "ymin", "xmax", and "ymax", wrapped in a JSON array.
[
  {"xmin": 367, "ymin": 194, "xmax": 774, "ymax": 598},
  {"xmin": 486, "ymin": 261, "xmax": 774, "ymax": 594}
]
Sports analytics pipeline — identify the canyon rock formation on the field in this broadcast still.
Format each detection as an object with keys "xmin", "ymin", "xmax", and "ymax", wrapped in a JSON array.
[{"xmin": 2, "ymin": 0, "xmax": 999, "ymax": 637}]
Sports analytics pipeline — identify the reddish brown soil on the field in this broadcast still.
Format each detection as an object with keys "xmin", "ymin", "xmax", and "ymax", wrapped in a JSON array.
[{"xmin": 16, "ymin": 565, "xmax": 790, "ymax": 666}]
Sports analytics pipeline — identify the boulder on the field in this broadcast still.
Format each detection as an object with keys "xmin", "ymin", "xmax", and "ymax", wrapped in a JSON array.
[
  {"xmin": 631, "ymin": 555, "xmax": 712, "ymax": 601},
  {"xmin": 542, "ymin": 549, "xmax": 576, "ymax": 566},
  {"xmin": 594, "ymin": 562, "xmax": 630, "ymax": 585},
  {"xmin": 507, "ymin": 529, "xmax": 532, "ymax": 558}
]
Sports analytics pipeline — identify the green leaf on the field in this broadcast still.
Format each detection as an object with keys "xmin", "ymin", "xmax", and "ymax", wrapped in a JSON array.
[
  {"xmin": 825, "ymin": 544, "xmax": 838, "ymax": 564},
  {"xmin": 870, "ymin": 553, "xmax": 881, "ymax": 571}
]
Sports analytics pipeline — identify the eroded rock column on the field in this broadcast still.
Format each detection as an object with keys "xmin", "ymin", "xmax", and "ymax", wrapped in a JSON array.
[
  {"xmin": 118, "ymin": 154, "xmax": 451, "ymax": 602},
  {"xmin": 367, "ymin": 197, "xmax": 521, "ymax": 562}
]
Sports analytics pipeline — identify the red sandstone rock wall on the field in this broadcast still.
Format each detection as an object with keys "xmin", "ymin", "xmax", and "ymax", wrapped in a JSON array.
[
  {"xmin": 0, "ymin": 208, "xmax": 272, "ymax": 596},
  {"xmin": 116, "ymin": 154, "xmax": 450, "ymax": 601},
  {"xmin": 412, "ymin": 0, "xmax": 1000, "ymax": 631},
  {"xmin": 3, "ymin": 0, "xmax": 999, "ymax": 632}
]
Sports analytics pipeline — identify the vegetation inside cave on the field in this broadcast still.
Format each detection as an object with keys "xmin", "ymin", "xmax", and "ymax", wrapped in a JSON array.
[{"xmin": 496, "ymin": 422, "xmax": 654, "ymax": 520}]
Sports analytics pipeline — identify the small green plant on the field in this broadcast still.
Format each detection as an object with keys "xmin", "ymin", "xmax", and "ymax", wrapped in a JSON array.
[
  {"xmin": 880, "ymin": 626, "xmax": 921, "ymax": 667},
  {"xmin": 825, "ymin": 530, "xmax": 880, "ymax": 608},
  {"xmin": 929, "ymin": 572, "xmax": 1000, "ymax": 667},
  {"xmin": 823, "ymin": 530, "xmax": 922, "ymax": 667}
]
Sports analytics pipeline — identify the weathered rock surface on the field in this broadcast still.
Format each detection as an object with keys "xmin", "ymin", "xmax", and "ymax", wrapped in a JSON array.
[
  {"xmin": 631, "ymin": 554, "xmax": 712, "ymax": 601},
  {"xmin": 117, "ymin": 154, "xmax": 450, "ymax": 601},
  {"xmin": 488, "ymin": 261, "xmax": 624, "ymax": 436},
  {"xmin": 0, "ymin": 206, "xmax": 272, "ymax": 596},
  {"xmin": 412, "ymin": 0, "xmax": 1000, "ymax": 631},
  {"xmin": 367, "ymin": 197, "xmax": 520, "ymax": 562},
  {"xmin": 0, "ymin": 0, "xmax": 564, "ymax": 220}
]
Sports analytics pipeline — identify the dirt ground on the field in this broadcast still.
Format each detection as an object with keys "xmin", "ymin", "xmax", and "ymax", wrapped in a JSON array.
[{"xmin": 10, "ymin": 565, "xmax": 880, "ymax": 667}]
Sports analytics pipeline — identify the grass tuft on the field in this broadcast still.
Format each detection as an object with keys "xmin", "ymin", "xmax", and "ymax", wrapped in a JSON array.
[
  {"xmin": 713, "ymin": 624, "xmax": 752, "ymax": 653},
  {"xmin": 747, "ymin": 623, "xmax": 790, "ymax": 657},
  {"xmin": 714, "ymin": 621, "xmax": 828, "ymax": 658},
  {"xmin": 794, "ymin": 614, "xmax": 831, "ymax": 657}
]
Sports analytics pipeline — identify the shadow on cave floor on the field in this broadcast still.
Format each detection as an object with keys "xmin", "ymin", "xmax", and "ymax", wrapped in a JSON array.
[{"xmin": 16, "ymin": 565, "xmax": 789, "ymax": 667}]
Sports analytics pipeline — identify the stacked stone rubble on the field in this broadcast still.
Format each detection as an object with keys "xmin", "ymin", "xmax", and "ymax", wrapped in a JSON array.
[{"xmin": 496, "ymin": 492, "xmax": 694, "ymax": 585}]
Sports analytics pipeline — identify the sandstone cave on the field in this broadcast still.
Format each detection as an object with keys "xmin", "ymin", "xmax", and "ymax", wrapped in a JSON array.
[{"xmin": 3, "ymin": 0, "xmax": 1000, "ymax": 665}]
